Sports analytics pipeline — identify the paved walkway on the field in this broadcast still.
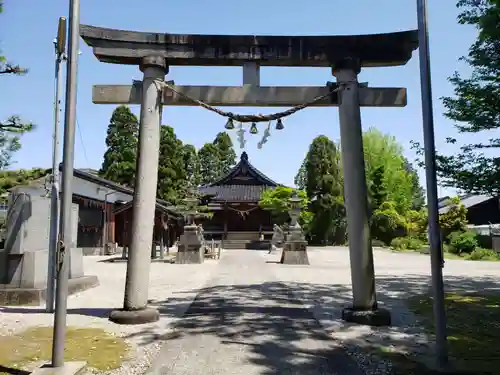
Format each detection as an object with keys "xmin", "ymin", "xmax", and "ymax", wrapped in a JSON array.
[{"xmin": 147, "ymin": 250, "xmax": 364, "ymax": 375}]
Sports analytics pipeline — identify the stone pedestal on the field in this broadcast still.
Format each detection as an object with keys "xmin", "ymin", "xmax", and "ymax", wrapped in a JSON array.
[
  {"xmin": 0, "ymin": 194, "xmax": 99, "ymax": 306},
  {"xmin": 176, "ymin": 225, "xmax": 204, "ymax": 264},
  {"xmin": 280, "ymin": 227, "xmax": 309, "ymax": 265}
]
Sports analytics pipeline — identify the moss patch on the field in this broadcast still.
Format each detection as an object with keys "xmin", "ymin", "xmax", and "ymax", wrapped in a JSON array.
[
  {"xmin": 408, "ymin": 292, "xmax": 500, "ymax": 373},
  {"xmin": 0, "ymin": 326, "xmax": 129, "ymax": 374}
]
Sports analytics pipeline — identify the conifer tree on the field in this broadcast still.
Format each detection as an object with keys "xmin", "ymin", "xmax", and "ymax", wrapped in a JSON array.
[
  {"xmin": 157, "ymin": 125, "xmax": 186, "ymax": 204},
  {"xmin": 99, "ymin": 106, "xmax": 139, "ymax": 187}
]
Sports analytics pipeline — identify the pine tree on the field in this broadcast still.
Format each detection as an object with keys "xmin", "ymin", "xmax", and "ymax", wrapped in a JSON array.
[
  {"xmin": 213, "ymin": 132, "xmax": 236, "ymax": 175},
  {"xmin": 0, "ymin": 2, "xmax": 33, "ymax": 163},
  {"xmin": 157, "ymin": 125, "xmax": 186, "ymax": 204},
  {"xmin": 99, "ymin": 106, "xmax": 139, "ymax": 187}
]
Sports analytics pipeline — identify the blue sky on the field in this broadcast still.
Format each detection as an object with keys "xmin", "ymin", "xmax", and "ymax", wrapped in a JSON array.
[{"xmin": 0, "ymin": 0, "xmax": 477, "ymax": 197}]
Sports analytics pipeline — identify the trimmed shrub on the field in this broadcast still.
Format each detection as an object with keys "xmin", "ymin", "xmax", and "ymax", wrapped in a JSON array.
[{"xmin": 447, "ymin": 231, "xmax": 478, "ymax": 254}]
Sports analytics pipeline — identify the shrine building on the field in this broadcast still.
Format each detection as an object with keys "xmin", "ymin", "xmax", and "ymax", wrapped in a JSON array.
[{"xmin": 198, "ymin": 152, "xmax": 279, "ymax": 249}]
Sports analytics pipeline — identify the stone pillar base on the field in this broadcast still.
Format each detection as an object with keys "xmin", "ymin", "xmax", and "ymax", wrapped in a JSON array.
[
  {"xmin": 109, "ymin": 307, "xmax": 160, "ymax": 325},
  {"xmin": 280, "ymin": 241, "xmax": 309, "ymax": 265},
  {"xmin": 342, "ymin": 307, "xmax": 391, "ymax": 326}
]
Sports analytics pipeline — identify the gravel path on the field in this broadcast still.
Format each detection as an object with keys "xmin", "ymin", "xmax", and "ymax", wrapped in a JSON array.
[
  {"xmin": 146, "ymin": 250, "xmax": 364, "ymax": 375},
  {"xmin": 3, "ymin": 247, "xmax": 500, "ymax": 375},
  {"xmin": 0, "ymin": 255, "xmax": 219, "ymax": 375}
]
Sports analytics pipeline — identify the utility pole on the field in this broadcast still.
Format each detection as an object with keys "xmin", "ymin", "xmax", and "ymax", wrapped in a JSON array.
[
  {"xmin": 416, "ymin": 0, "xmax": 449, "ymax": 369},
  {"xmin": 46, "ymin": 17, "xmax": 67, "ymax": 314},
  {"xmin": 51, "ymin": 0, "xmax": 80, "ymax": 368}
]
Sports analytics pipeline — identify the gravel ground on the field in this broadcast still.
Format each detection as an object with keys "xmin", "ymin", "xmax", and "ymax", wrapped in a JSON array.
[
  {"xmin": 0, "ymin": 253, "xmax": 220, "ymax": 375},
  {"xmin": 2, "ymin": 247, "xmax": 500, "ymax": 375},
  {"xmin": 146, "ymin": 250, "xmax": 365, "ymax": 375},
  {"xmin": 267, "ymin": 247, "xmax": 500, "ymax": 374}
]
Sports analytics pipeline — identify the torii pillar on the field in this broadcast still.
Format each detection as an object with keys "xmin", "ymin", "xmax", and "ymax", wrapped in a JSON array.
[
  {"xmin": 109, "ymin": 56, "xmax": 167, "ymax": 325},
  {"xmin": 334, "ymin": 58, "xmax": 391, "ymax": 326}
]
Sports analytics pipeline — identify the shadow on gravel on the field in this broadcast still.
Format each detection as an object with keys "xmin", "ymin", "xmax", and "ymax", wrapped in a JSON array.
[
  {"xmin": 1, "ymin": 274, "xmax": 499, "ymax": 374},
  {"xmin": 125, "ymin": 275, "xmax": 500, "ymax": 375}
]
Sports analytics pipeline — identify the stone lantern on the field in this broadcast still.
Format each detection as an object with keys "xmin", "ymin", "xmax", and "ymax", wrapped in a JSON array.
[
  {"xmin": 280, "ymin": 191, "xmax": 309, "ymax": 265},
  {"xmin": 182, "ymin": 196, "xmax": 199, "ymax": 226},
  {"xmin": 288, "ymin": 191, "xmax": 303, "ymax": 231},
  {"xmin": 176, "ymin": 195, "xmax": 204, "ymax": 264}
]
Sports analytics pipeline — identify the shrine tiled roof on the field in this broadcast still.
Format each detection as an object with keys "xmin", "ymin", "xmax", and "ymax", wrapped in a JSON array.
[
  {"xmin": 198, "ymin": 152, "xmax": 279, "ymax": 202},
  {"xmin": 200, "ymin": 185, "xmax": 273, "ymax": 202}
]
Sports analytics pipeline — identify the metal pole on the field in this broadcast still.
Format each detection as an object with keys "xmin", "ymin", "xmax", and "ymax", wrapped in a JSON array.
[
  {"xmin": 416, "ymin": 0, "xmax": 449, "ymax": 368},
  {"xmin": 46, "ymin": 38, "xmax": 66, "ymax": 314},
  {"xmin": 51, "ymin": 0, "xmax": 80, "ymax": 368}
]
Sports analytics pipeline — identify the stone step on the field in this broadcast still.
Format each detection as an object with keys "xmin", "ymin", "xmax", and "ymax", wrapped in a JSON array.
[
  {"xmin": 223, "ymin": 239, "xmax": 270, "ymax": 250},
  {"xmin": 226, "ymin": 231, "xmax": 260, "ymax": 241}
]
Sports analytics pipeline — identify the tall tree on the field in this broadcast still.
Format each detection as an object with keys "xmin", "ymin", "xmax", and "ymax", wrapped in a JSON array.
[
  {"xmin": 157, "ymin": 125, "xmax": 186, "ymax": 203},
  {"xmin": 402, "ymin": 158, "xmax": 426, "ymax": 210},
  {"xmin": 363, "ymin": 128, "xmax": 416, "ymax": 214},
  {"xmin": 99, "ymin": 106, "xmax": 139, "ymax": 187},
  {"xmin": 198, "ymin": 143, "xmax": 221, "ymax": 185},
  {"xmin": 213, "ymin": 131, "xmax": 236, "ymax": 175},
  {"xmin": 415, "ymin": 0, "xmax": 500, "ymax": 195},
  {"xmin": 305, "ymin": 135, "xmax": 345, "ymax": 244},
  {"xmin": 181, "ymin": 144, "xmax": 200, "ymax": 190},
  {"xmin": 368, "ymin": 165, "xmax": 387, "ymax": 211},
  {"xmin": 294, "ymin": 158, "xmax": 307, "ymax": 190}
]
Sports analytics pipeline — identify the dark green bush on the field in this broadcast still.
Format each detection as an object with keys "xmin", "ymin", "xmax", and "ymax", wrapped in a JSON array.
[
  {"xmin": 447, "ymin": 231, "xmax": 478, "ymax": 254},
  {"xmin": 466, "ymin": 248, "xmax": 499, "ymax": 261}
]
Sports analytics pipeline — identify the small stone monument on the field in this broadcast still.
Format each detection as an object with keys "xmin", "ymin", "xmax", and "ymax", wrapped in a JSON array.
[
  {"xmin": 176, "ymin": 196, "xmax": 204, "ymax": 264},
  {"xmin": 280, "ymin": 191, "xmax": 309, "ymax": 265}
]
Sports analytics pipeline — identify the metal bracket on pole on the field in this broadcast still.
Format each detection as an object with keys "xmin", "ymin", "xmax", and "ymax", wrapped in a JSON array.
[{"xmin": 56, "ymin": 240, "xmax": 65, "ymax": 273}]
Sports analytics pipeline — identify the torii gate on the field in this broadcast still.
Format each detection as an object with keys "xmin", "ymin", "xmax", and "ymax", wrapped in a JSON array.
[{"xmin": 80, "ymin": 25, "xmax": 418, "ymax": 326}]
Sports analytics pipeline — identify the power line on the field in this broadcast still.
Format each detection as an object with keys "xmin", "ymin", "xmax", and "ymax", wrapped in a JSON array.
[{"xmin": 76, "ymin": 116, "xmax": 89, "ymax": 164}]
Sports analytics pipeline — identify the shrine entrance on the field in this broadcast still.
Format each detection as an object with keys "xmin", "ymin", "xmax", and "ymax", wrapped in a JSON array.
[{"xmin": 81, "ymin": 24, "xmax": 418, "ymax": 326}]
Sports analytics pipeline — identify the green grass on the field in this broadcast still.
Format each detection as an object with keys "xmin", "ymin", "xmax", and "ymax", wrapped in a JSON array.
[
  {"xmin": 390, "ymin": 246, "xmax": 500, "ymax": 261},
  {"xmin": 372, "ymin": 292, "xmax": 500, "ymax": 374},
  {"xmin": 0, "ymin": 326, "xmax": 130, "ymax": 374}
]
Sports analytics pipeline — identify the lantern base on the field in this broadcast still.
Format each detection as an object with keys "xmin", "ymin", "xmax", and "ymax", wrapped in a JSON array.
[
  {"xmin": 280, "ymin": 240, "xmax": 309, "ymax": 265},
  {"xmin": 176, "ymin": 225, "xmax": 204, "ymax": 264}
]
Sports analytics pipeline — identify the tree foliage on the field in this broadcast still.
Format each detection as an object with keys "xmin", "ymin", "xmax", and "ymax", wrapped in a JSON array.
[
  {"xmin": 198, "ymin": 143, "xmax": 221, "ymax": 185},
  {"xmin": 439, "ymin": 196, "xmax": 469, "ymax": 239},
  {"xmin": 0, "ymin": 168, "xmax": 50, "ymax": 200},
  {"xmin": 363, "ymin": 128, "xmax": 417, "ymax": 214},
  {"xmin": 0, "ymin": 2, "xmax": 34, "ymax": 163},
  {"xmin": 259, "ymin": 186, "xmax": 308, "ymax": 224},
  {"xmin": 157, "ymin": 125, "xmax": 187, "ymax": 204},
  {"xmin": 368, "ymin": 165, "xmax": 387, "ymax": 212},
  {"xmin": 413, "ymin": 0, "xmax": 500, "ymax": 195},
  {"xmin": 213, "ymin": 132, "xmax": 236, "ymax": 176},
  {"xmin": 99, "ymin": 106, "xmax": 138, "ymax": 187},
  {"xmin": 181, "ymin": 144, "xmax": 200, "ymax": 189},
  {"xmin": 304, "ymin": 135, "xmax": 345, "ymax": 244},
  {"xmin": 0, "ymin": 2, "xmax": 27, "ymax": 77},
  {"xmin": 294, "ymin": 158, "xmax": 307, "ymax": 190}
]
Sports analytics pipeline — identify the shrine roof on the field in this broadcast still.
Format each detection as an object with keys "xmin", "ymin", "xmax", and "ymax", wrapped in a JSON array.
[
  {"xmin": 199, "ymin": 185, "xmax": 273, "ymax": 202},
  {"xmin": 80, "ymin": 24, "xmax": 418, "ymax": 68},
  {"xmin": 198, "ymin": 152, "xmax": 278, "ymax": 202}
]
